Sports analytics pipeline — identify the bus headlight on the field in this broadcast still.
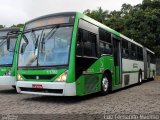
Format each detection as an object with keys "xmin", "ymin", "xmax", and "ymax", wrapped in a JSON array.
[
  {"xmin": 55, "ymin": 71, "xmax": 68, "ymax": 82},
  {"xmin": 17, "ymin": 73, "xmax": 23, "ymax": 81}
]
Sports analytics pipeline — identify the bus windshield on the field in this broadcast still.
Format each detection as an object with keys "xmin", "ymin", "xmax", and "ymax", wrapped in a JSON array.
[
  {"xmin": 18, "ymin": 26, "xmax": 73, "ymax": 67},
  {"xmin": 0, "ymin": 37, "xmax": 17, "ymax": 66}
]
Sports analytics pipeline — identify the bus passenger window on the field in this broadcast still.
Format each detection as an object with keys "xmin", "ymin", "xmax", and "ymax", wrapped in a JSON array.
[
  {"xmin": 137, "ymin": 47, "xmax": 143, "ymax": 61},
  {"xmin": 150, "ymin": 52, "xmax": 156, "ymax": 64},
  {"xmin": 76, "ymin": 28, "xmax": 97, "ymax": 79},
  {"xmin": 122, "ymin": 40, "xmax": 129, "ymax": 58},
  {"xmin": 99, "ymin": 28, "xmax": 112, "ymax": 55},
  {"xmin": 83, "ymin": 32, "xmax": 97, "ymax": 57},
  {"xmin": 76, "ymin": 29, "xmax": 83, "ymax": 56},
  {"xmin": 131, "ymin": 44, "xmax": 137, "ymax": 60},
  {"xmin": 106, "ymin": 31, "xmax": 111, "ymax": 43},
  {"xmin": 99, "ymin": 41, "xmax": 112, "ymax": 55},
  {"xmin": 76, "ymin": 28, "xmax": 97, "ymax": 57}
]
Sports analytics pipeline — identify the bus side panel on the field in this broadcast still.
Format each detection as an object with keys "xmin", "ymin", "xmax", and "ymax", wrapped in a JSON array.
[
  {"xmin": 143, "ymin": 48, "xmax": 156, "ymax": 79},
  {"xmin": 122, "ymin": 59, "xmax": 144, "ymax": 87},
  {"xmin": 76, "ymin": 56, "xmax": 113, "ymax": 96}
]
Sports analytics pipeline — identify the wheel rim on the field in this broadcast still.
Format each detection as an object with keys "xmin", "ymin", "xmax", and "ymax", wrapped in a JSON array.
[
  {"xmin": 102, "ymin": 77, "xmax": 109, "ymax": 92},
  {"xmin": 139, "ymin": 75, "xmax": 142, "ymax": 83},
  {"xmin": 153, "ymin": 74, "xmax": 155, "ymax": 79}
]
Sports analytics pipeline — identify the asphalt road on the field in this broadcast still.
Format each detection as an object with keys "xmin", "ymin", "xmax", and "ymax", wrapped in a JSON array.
[{"xmin": 0, "ymin": 80, "xmax": 160, "ymax": 120}]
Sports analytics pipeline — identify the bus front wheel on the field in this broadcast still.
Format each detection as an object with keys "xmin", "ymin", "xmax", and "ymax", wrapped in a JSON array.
[
  {"xmin": 138, "ymin": 72, "xmax": 142, "ymax": 85},
  {"xmin": 12, "ymin": 85, "xmax": 16, "ymax": 90},
  {"xmin": 100, "ymin": 74, "xmax": 111, "ymax": 95}
]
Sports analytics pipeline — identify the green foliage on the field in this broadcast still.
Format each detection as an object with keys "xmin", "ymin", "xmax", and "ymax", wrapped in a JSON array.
[
  {"xmin": 84, "ymin": 7, "xmax": 109, "ymax": 24},
  {"xmin": 0, "ymin": 23, "xmax": 24, "ymax": 29},
  {"xmin": 0, "ymin": 25, "xmax": 4, "ymax": 29},
  {"xmin": 11, "ymin": 24, "xmax": 24, "ymax": 29},
  {"xmin": 84, "ymin": 0, "xmax": 160, "ymax": 58}
]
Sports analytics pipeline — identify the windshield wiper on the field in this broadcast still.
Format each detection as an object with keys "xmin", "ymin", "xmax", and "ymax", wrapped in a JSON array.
[
  {"xmin": 34, "ymin": 35, "xmax": 39, "ymax": 50},
  {"xmin": 44, "ymin": 25, "xmax": 59, "ymax": 40},
  {"xmin": 41, "ymin": 25, "xmax": 59, "ymax": 51},
  {"xmin": 22, "ymin": 34, "xmax": 29, "ymax": 44},
  {"xmin": 31, "ymin": 32, "xmax": 39, "ymax": 62},
  {"xmin": 30, "ymin": 30, "xmax": 37, "ymax": 48}
]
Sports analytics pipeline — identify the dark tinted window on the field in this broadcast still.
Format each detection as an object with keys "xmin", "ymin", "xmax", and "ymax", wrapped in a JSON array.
[
  {"xmin": 99, "ymin": 29, "xmax": 105, "ymax": 41},
  {"xmin": 99, "ymin": 28, "xmax": 111, "ymax": 43},
  {"xmin": 76, "ymin": 28, "xmax": 97, "ymax": 57},
  {"xmin": 137, "ymin": 46, "xmax": 143, "ymax": 61},
  {"xmin": 122, "ymin": 40, "xmax": 129, "ymax": 58},
  {"xmin": 99, "ymin": 28, "xmax": 112, "ymax": 55},
  {"xmin": 130, "ymin": 44, "xmax": 137, "ymax": 60},
  {"xmin": 150, "ymin": 52, "xmax": 156, "ymax": 64},
  {"xmin": 76, "ymin": 29, "xmax": 83, "ymax": 56},
  {"xmin": 106, "ymin": 32, "xmax": 111, "ymax": 43},
  {"xmin": 83, "ymin": 32, "xmax": 97, "ymax": 57}
]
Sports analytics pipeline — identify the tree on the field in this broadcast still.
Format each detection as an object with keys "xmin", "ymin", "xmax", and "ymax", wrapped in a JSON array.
[
  {"xmin": 11, "ymin": 24, "xmax": 24, "ymax": 28},
  {"xmin": 121, "ymin": 3, "xmax": 133, "ymax": 15},
  {"xmin": 84, "ymin": 7, "xmax": 108, "ymax": 23},
  {"xmin": 0, "ymin": 25, "xmax": 4, "ymax": 29}
]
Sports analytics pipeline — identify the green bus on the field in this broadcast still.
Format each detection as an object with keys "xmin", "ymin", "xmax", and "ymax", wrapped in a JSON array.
[
  {"xmin": 0, "ymin": 28, "xmax": 22, "ymax": 87},
  {"xmin": 16, "ymin": 12, "xmax": 156, "ymax": 96}
]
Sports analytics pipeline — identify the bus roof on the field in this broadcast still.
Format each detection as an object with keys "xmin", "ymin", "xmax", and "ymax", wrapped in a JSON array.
[
  {"xmin": 146, "ymin": 48, "xmax": 155, "ymax": 54},
  {"xmin": 26, "ymin": 12, "xmax": 77, "ymax": 25},
  {"xmin": 0, "ymin": 27, "xmax": 19, "ymax": 37},
  {"xmin": 0, "ymin": 27, "xmax": 19, "ymax": 32},
  {"xmin": 120, "ymin": 34, "xmax": 143, "ymax": 48}
]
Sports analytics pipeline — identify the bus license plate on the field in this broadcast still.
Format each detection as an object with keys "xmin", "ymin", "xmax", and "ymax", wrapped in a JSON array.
[{"xmin": 32, "ymin": 84, "xmax": 43, "ymax": 89}]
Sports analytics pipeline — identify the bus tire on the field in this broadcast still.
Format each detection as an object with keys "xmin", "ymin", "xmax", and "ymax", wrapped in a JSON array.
[
  {"xmin": 100, "ymin": 73, "xmax": 111, "ymax": 95},
  {"xmin": 12, "ymin": 85, "xmax": 16, "ymax": 90},
  {"xmin": 138, "ymin": 72, "xmax": 142, "ymax": 85}
]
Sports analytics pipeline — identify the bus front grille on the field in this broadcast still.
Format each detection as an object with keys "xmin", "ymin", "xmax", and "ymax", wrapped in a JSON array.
[{"xmin": 23, "ymin": 75, "xmax": 55, "ymax": 80}]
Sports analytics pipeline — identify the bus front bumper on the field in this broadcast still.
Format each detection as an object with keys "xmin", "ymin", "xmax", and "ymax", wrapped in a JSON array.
[
  {"xmin": 0, "ymin": 76, "xmax": 16, "ymax": 85},
  {"xmin": 16, "ymin": 81, "xmax": 76, "ymax": 96}
]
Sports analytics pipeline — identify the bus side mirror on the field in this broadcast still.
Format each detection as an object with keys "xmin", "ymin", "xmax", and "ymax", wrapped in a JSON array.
[{"xmin": 20, "ymin": 43, "xmax": 27, "ymax": 54}]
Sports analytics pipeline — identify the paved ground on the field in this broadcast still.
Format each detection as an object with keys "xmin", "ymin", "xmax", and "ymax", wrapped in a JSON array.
[{"xmin": 0, "ymin": 80, "xmax": 160, "ymax": 120}]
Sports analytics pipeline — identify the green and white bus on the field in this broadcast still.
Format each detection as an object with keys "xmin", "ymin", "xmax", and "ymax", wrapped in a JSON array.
[
  {"xmin": 0, "ymin": 28, "xmax": 22, "ymax": 87},
  {"xmin": 16, "ymin": 12, "xmax": 156, "ymax": 96}
]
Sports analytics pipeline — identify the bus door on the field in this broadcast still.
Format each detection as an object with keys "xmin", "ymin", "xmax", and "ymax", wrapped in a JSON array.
[
  {"xmin": 143, "ymin": 48, "xmax": 147, "ymax": 79},
  {"xmin": 147, "ymin": 53, "xmax": 151, "ymax": 78},
  {"xmin": 112, "ymin": 36, "xmax": 122, "ymax": 86}
]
